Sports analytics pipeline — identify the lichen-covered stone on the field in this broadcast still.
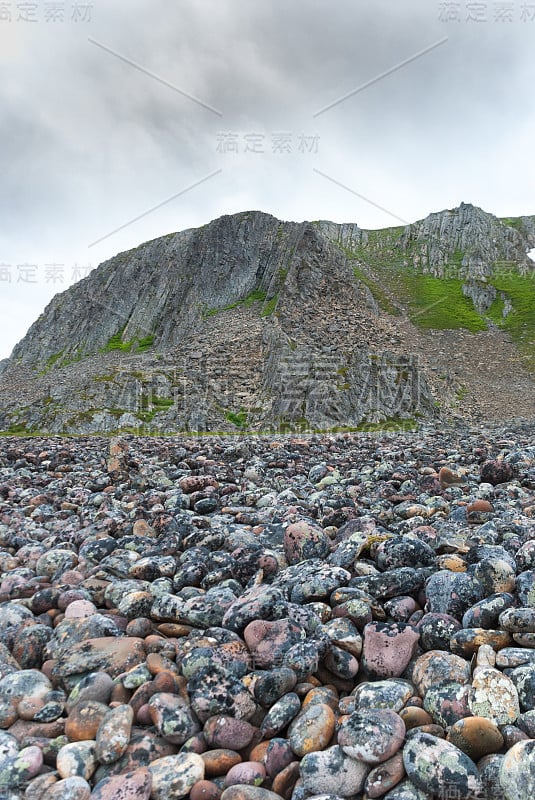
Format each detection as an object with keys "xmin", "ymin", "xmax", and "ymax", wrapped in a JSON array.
[
  {"xmin": 338, "ymin": 709, "xmax": 405, "ymax": 764},
  {"xmin": 402, "ymin": 732, "xmax": 482, "ymax": 800},
  {"xmin": 148, "ymin": 753, "xmax": 205, "ymax": 800},
  {"xmin": 288, "ymin": 702, "xmax": 336, "ymax": 757},
  {"xmin": 499, "ymin": 740, "xmax": 535, "ymax": 800},
  {"xmin": 469, "ymin": 667, "xmax": 520, "ymax": 725},
  {"xmin": 300, "ymin": 745, "xmax": 369, "ymax": 797}
]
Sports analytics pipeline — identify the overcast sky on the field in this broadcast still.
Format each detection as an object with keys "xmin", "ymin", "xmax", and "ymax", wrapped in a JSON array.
[{"xmin": 1, "ymin": 0, "xmax": 534, "ymax": 360}]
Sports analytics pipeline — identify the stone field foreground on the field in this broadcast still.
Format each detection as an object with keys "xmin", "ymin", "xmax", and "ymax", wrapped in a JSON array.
[{"xmin": 0, "ymin": 423, "xmax": 534, "ymax": 799}]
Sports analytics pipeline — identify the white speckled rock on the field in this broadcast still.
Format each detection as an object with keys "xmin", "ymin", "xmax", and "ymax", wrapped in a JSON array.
[
  {"xmin": 56, "ymin": 740, "xmax": 97, "ymax": 780},
  {"xmin": 403, "ymin": 732, "xmax": 482, "ymax": 800},
  {"xmin": 64, "ymin": 600, "xmax": 97, "ymax": 619},
  {"xmin": 0, "ymin": 669, "xmax": 51, "ymax": 705},
  {"xmin": 381, "ymin": 779, "xmax": 432, "ymax": 799},
  {"xmin": 95, "ymin": 703, "xmax": 134, "ymax": 763},
  {"xmin": 300, "ymin": 745, "xmax": 369, "ymax": 797},
  {"xmin": 469, "ymin": 667, "xmax": 520, "ymax": 725},
  {"xmin": 338, "ymin": 709, "xmax": 405, "ymax": 764},
  {"xmin": 499, "ymin": 740, "xmax": 535, "ymax": 800},
  {"xmin": 148, "ymin": 752, "xmax": 205, "ymax": 800},
  {"xmin": 0, "ymin": 731, "xmax": 18, "ymax": 765},
  {"xmin": 24, "ymin": 773, "xmax": 59, "ymax": 799}
]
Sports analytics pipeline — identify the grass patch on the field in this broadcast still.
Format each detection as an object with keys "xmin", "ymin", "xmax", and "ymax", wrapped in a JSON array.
[
  {"xmin": 337, "ymin": 241, "xmax": 401, "ymax": 315},
  {"xmin": 488, "ymin": 271, "xmax": 535, "ymax": 369},
  {"xmin": 344, "ymin": 228, "xmax": 486, "ymax": 330},
  {"xmin": 352, "ymin": 263, "xmax": 401, "ymax": 316},
  {"xmin": 500, "ymin": 217, "xmax": 523, "ymax": 232},
  {"xmin": 137, "ymin": 394, "xmax": 174, "ymax": 422},
  {"xmin": 486, "ymin": 295, "xmax": 506, "ymax": 324},
  {"xmin": 100, "ymin": 327, "xmax": 155, "ymax": 354},
  {"xmin": 137, "ymin": 334, "xmax": 155, "ymax": 352},
  {"xmin": 203, "ymin": 289, "xmax": 268, "ymax": 318},
  {"xmin": 403, "ymin": 273, "xmax": 487, "ymax": 331},
  {"xmin": 140, "ymin": 395, "xmax": 174, "ymax": 411},
  {"xmin": 260, "ymin": 295, "xmax": 278, "ymax": 317},
  {"xmin": 5, "ymin": 423, "xmax": 33, "ymax": 435},
  {"xmin": 244, "ymin": 290, "xmax": 268, "ymax": 307},
  {"xmin": 38, "ymin": 348, "xmax": 84, "ymax": 375},
  {"xmin": 276, "ymin": 417, "xmax": 311, "ymax": 434},
  {"xmin": 225, "ymin": 408, "xmax": 248, "ymax": 429},
  {"xmin": 101, "ymin": 327, "xmax": 132, "ymax": 353},
  {"xmin": 45, "ymin": 351, "xmax": 64, "ymax": 369},
  {"xmin": 455, "ymin": 385, "xmax": 469, "ymax": 402}
]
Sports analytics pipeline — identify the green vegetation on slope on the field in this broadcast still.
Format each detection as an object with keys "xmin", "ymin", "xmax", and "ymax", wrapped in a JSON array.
[
  {"xmin": 225, "ymin": 408, "xmax": 248, "ymax": 429},
  {"xmin": 100, "ymin": 327, "xmax": 155, "ymax": 354},
  {"xmin": 490, "ymin": 271, "xmax": 535, "ymax": 369},
  {"xmin": 400, "ymin": 273, "xmax": 486, "ymax": 331},
  {"xmin": 260, "ymin": 295, "xmax": 278, "ymax": 317},
  {"xmin": 499, "ymin": 216, "xmax": 523, "ymax": 232},
  {"xmin": 340, "ymin": 225, "xmax": 534, "ymax": 349},
  {"xmin": 339, "ymin": 234, "xmax": 485, "ymax": 328},
  {"xmin": 137, "ymin": 394, "xmax": 174, "ymax": 422},
  {"xmin": 203, "ymin": 288, "xmax": 278, "ymax": 319},
  {"xmin": 101, "ymin": 327, "xmax": 132, "ymax": 353},
  {"xmin": 38, "ymin": 348, "xmax": 84, "ymax": 375}
]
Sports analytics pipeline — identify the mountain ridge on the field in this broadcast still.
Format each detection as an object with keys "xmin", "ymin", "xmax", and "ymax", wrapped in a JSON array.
[{"xmin": 1, "ymin": 203, "xmax": 534, "ymax": 434}]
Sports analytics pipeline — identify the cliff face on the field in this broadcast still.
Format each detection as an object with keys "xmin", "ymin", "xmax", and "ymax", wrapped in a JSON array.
[
  {"xmin": 1, "ymin": 204, "xmax": 534, "ymax": 434},
  {"xmin": 8, "ymin": 212, "xmax": 302, "ymax": 367},
  {"xmin": 402, "ymin": 202, "xmax": 535, "ymax": 277}
]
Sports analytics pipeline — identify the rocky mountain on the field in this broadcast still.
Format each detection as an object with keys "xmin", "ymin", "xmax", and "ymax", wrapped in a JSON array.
[{"xmin": 1, "ymin": 203, "xmax": 534, "ymax": 434}]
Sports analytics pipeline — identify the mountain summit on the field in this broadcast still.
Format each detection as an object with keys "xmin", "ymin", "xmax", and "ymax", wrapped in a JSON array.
[{"xmin": 1, "ymin": 204, "xmax": 534, "ymax": 434}]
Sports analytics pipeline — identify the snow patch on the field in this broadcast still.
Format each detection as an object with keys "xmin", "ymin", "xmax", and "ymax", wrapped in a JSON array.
[{"xmin": 528, "ymin": 248, "xmax": 535, "ymax": 263}]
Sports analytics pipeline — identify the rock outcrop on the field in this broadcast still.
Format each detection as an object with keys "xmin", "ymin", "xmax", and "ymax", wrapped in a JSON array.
[{"xmin": 0, "ymin": 204, "xmax": 534, "ymax": 434}]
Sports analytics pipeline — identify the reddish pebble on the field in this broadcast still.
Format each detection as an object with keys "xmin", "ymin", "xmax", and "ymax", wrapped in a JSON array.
[
  {"xmin": 191, "ymin": 780, "xmax": 222, "ymax": 800},
  {"xmin": 65, "ymin": 701, "xmax": 108, "ymax": 742},
  {"xmin": 146, "ymin": 652, "xmax": 177, "ymax": 675},
  {"xmin": 202, "ymin": 749, "xmax": 242, "ymax": 777},
  {"xmin": 224, "ymin": 761, "xmax": 266, "ymax": 787},
  {"xmin": 136, "ymin": 703, "xmax": 153, "ymax": 726},
  {"xmin": 467, "ymin": 499, "xmax": 493, "ymax": 514},
  {"xmin": 110, "ymin": 683, "xmax": 132, "ymax": 705},
  {"xmin": 271, "ymin": 761, "xmax": 300, "ymax": 798},
  {"xmin": 203, "ymin": 716, "xmax": 256, "ymax": 751},
  {"xmin": 152, "ymin": 671, "xmax": 184, "ymax": 695},
  {"xmin": 90, "ymin": 766, "xmax": 152, "ymax": 800},
  {"xmin": 365, "ymin": 751, "xmax": 405, "ymax": 798},
  {"xmin": 247, "ymin": 741, "xmax": 270, "ymax": 763},
  {"xmin": 61, "ymin": 570, "xmax": 84, "ymax": 585}
]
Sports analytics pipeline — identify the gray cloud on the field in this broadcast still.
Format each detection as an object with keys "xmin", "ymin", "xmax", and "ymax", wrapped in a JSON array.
[{"xmin": 1, "ymin": 0, "xmax": 534, "ymax": 359}]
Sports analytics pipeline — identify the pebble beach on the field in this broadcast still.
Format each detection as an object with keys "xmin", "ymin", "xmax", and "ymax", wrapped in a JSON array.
[{"xmin": 0, "ymin": 423, "xmax": 534, "ymax": 800}]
